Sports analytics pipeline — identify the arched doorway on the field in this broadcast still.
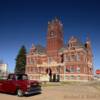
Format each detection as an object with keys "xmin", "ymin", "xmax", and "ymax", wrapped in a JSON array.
[{"xmin": 45, "ymin": 68, "xmax": 52, "ymax": 82}]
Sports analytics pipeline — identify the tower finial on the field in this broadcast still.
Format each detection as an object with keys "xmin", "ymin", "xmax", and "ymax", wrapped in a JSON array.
[
  {"xmin": 48, "ymin": 21, "xmax": 50, "ymax": 25},
  {"xmin": 55, "ymin": 16, "xmax": 59, "ymax": 21},
  {"xmin": 86, "ymin": 32, "xmax": 91, "ymax": 42}
]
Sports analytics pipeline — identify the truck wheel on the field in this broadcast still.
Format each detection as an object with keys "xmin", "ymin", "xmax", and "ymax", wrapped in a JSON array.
[{"xmin": 17, "ymin": 89, "xmax": 23, "ymax": 97}]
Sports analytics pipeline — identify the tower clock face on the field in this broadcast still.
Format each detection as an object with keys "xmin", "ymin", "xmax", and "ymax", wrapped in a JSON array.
[{"xmin": 50, "ymin": 31, "xmax": 55, "ymax": 37}]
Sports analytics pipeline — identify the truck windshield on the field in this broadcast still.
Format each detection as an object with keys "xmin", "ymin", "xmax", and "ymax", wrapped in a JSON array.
[{"xmin": 16, "ymin": 74, "xmax": 28, "ymax": 80}]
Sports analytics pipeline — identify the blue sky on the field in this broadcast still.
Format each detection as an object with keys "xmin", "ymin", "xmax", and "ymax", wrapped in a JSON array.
[{"xmin": 0, "ymin": 0, "xmax": 100, "ymax": 72}]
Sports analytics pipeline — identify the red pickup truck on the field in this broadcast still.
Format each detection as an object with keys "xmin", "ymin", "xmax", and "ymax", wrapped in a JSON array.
[{"xmin": 0, "ymin": 73, "xmax": 41, "ymax": 96}]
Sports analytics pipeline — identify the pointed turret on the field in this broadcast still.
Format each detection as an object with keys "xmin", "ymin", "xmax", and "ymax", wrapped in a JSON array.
[
  {"xmin": 29, "ymin": 44, "xmax": 36, "ymax": 55},
  {"xmin": 85, "ymin": 34, "xmax": 91, "ymax": 50}
]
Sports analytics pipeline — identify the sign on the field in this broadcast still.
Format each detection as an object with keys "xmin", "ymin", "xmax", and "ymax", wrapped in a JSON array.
[
  {"xmin": 96, "ymin": 70, "xmax": 100, "ymax": 74},
  {"xmin": 40, "ymin": 74, "xmax": 49, "ymax": 82}
]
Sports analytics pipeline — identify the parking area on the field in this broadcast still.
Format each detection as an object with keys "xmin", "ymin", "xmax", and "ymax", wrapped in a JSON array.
[{"xmin": 0, "ymin": 82, "xmax": 100, "ymax": 100}]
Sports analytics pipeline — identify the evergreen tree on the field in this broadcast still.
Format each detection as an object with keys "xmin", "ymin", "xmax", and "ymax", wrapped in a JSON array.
[{"xmin": 15, "ymin": 45, "xmax": 27, "ymax": 74}]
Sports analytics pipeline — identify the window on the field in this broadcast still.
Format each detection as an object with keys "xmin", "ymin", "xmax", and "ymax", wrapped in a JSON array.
[
  {"xmin": 64, "ymin": 54, "xmax": 66, "ymax": 61},
  {"xmin": 70, "ymin": 66, "xmax": 75, "ymax": 73},
  {"xmin": 64, "ymin": 55, "xmax": 70, "ymax": 62},
  {"xmin": 8, "ymin": 74, "xmax": 15, "ymax": 80},
  {"xmin": 70, "ymin": 55, "xmax": 76, "ymax": 61},
  {"xmin": 33, "ymin": 67, "xmax": 37, "ymax": 73},
  {"xmin": 71, "ymin": 47, "xmax": 75, "ymax": 50},
  {"xmin": 48, "ymin": 57, "xmax": 52, "ymax": 64},
  {"xmin": 16, "ymin": 74, "xmax": 28, "ymax": 80},
  {"xmin": 66, "ymin": 68, "xmax": 70, "ymax": 72},
  {"xmin": 77, "ymin": 75, "xmax": 80, "ymax": 80},
  {"xmin": 65, "ymin": 75, "xmax": 68, "ymax": 79},
  {"xmin": 70, "ymin": 75, "xmax": 75, "ymax": 79},
  {"xmin": 76, "ymin": 54, "xmax": 80, "ymax": 61},
  {"xmin": 77, "ymin": 67, "xmax": 80, "ymax": 73},
  {"xmin": 70, "ymin": 43, "xmax": 72, "ymax": 47},
  {"xmin": 27, "ymin": 58, "xmax": 30, "ymax": 64},
  {"xmin": 30, "ymin": 58, "xmax": 34, "ymax": 64},
  {"xmin": 50, "ymin": 31, "xmax": 55, "ymax": 37},
  {"xmin": 31, "ymin": 67, "xmax": 33, "ymax": 72}
]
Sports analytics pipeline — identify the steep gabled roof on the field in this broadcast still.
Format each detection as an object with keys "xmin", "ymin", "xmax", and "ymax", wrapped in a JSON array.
[
  {"xmin": 59, "ymin": 36, "xmax": 87, "ymax": 53},
  {"xmin": 67, "ymin": 36, "xmax": 85, "ymax": 49},
  {"xmin": 35, "ymin": 44, "xmax": 46, "ymax": 54}
]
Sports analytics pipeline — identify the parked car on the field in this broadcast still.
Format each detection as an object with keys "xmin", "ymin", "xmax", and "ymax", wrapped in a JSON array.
[{"xmin": 0, "ymin": 73, "xmax": 41, "ymax": 96}]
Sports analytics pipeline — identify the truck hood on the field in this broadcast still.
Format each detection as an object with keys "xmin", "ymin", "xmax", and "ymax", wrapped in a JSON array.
[{"xmin": 27, "ymin": 80, "xmax": 41, "ymax": 86}]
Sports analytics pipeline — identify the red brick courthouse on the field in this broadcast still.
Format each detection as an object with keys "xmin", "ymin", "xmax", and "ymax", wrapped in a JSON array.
[{"xmin": 26, "ymin": 18, "xmax": 93, "ymax": 81}]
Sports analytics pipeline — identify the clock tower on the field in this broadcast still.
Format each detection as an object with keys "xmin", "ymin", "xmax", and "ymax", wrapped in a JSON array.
[{"xmin": 46, "ymin": 18, "xmax": 64, "ymax": 58}]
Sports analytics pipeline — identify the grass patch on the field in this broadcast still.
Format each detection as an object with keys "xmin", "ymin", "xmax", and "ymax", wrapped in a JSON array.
[
  {"xmin": 41, "ymin": 82, "xmax": 62, "ymax": 87},
  {"xmin": 41, "ymin": 81, "xmax": 83, "ymax": 87},
  {"xmin": 41, "ymin": 81, "xmax": 94, "ymax": 87},
  {"xmin": 60, "ymin": 81, "xmax": 84, "ymax": 85}
]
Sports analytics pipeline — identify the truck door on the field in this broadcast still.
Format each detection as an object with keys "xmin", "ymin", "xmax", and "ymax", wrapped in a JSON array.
[
  {"xmin": 3, "ymin": 74, "xmax": 16, "ymax": 93},
  {"xmin": 0, "ymin": 81, "xmax": 4, "ymax": 92}
]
